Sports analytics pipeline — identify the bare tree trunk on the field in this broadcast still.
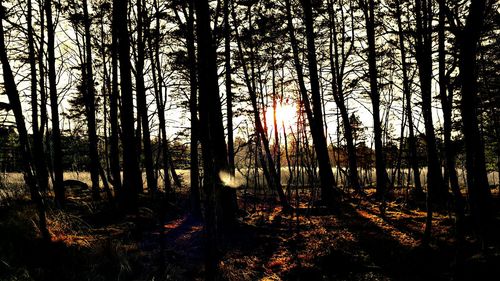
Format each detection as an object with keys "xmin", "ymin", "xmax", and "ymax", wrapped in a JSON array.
[
  {"xmin": 100, "ymin": 11, "xmax": 113, "ymax": 197},
  {"xmin": 361, "ymin": 0, "xmax": 388, "ymax": 200},
  {"xmin": 149, "ymin": 0, "xmax": 171, "ymax": 194},
  {"xmin": 0, "ymin": 5, "xmax": 50, "ymax": 240},
  {"xmin": 136, "ymin": 0, "xmax": 157, "ymax": 195},
  {"xmin": 414, "ymin": 0, "xmax": 447, "ymax": 243},
  {"xmin": 186, "ymin": 0, "xmax": 201, "ymax": 216},
  {"xmin": 194, "ymin": 0, "xmax": 237, "ymax": 278},
  {"xmin": 109, "ymin": 0, "xmax": 122, "ymax": 193},
  {"xmin": 458, "ymin": 0, "xmax": 492, "ymax": 245},
  {"xmin": 232, "ymin": 2, "xmax": 290, "ymax": 209},
  {"xmin": 45, "ymin": 0, "xmax": 65, "ymax": 206},
  {"xmin": 301, "ymin": 0, "xmax": 340, "ymax": 205},
  {"xmin": 286, "ymin": 0, "xmax": 341, "ymax": 207},
  {"xmin": 38, "ymin": 0, "xmax": 47, "ymax": 140},
  {"xmin": 327, "ymin": 0, "xmax": 360, "ymax": 193},
  {"xmin": 114, "ymin": 0, "xmax": 140, "ymax": 209},
  {"xmin": 225, "ymin": 0, "xmax": 235, "ymax": 176},
  {"xmin": 437, "ymin": 0, "xmax": 464, "ymax": 246},
  {"xmin": 28, "ymin": 0, "xmax": 49, "ymax": 193},
  {"xmin": 271, "ymin": 49, "xmax": 281, "ymax": 190},
  {"xmin": 394, "ymin": 0, "xmax": 423, "ymax": 198},
  {"xmin": 83, "ymin": 0, "xmax": 102, "ymax": 200}
]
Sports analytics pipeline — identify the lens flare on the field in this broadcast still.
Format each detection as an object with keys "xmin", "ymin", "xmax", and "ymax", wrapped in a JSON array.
[{"xmin": 219, "ymin": 171, "xmax": 244, "ymax": 189}]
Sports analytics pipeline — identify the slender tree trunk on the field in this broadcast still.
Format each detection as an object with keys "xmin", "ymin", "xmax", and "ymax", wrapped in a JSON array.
[
  {"xmin": 110, "ymin": 0, "xmax": 122, "ymax": 193},
  {"xmin": 186, "ymin": 0, "xmax": 201, "ymax": 216},
  {"xmin": 271, "ymin": 49, "xmax": 281, "ymax": 189},
  {"xmin": 415, "ymin": 0, "xmax": 447, "ymax": 209},
  {"xmin": 232, "ymin": 3, "xmax": 290, "ymax": 209},
  {"xmin": 301, "ymin": 0, "xmax": 340, "ymax": 205},
  {"xmin": 195, "ymin": 0, "xmax": 237, "ymax": 228},
  {"xmin": 327, "ymin": 1, "xmax": 360, "ymax": 192},
  {"xmin": 414, "ymin": 0, "xmax": 447, "ymax": 243},
  {"xmin": 437, "ymin": 0, "xmax": 464, "ymax": 245},
  {"xmin": 194, "ymin": 0, "xmax": 237, "ymax": 278},
  {"xmin": 458, "ymin": 0, "xmax": 492, "ymax": 244},
  {"xmin": 114, "ymin": 0, "xmax": 140, "ymax": 209},
  {"xmin": 362, "ymin": 0, "xmax": 388, "ymax": 200},
  {"xmin": 225, "ymin": 0, "xmax": 235, "ymax": 176},
  {"xmin": 136, "ymin": 0, "xmax": 157, "ymax": 195},
  {"xmin": 83, "ymin": 0, "xmax": 102, "ymax": 200},
  {"xmin": 286, "ymin": 0, "xmax": 340, "ymax": 206},
  {"xmin": 149, "ymin": 0, "xmax": 172, "ymax": 194},
  {"xmin": 45, "ymin": 0, "xmax": 65, "ymax": 206},
  {"xmin": 0, "ymin": 5, "xmax": 50, "ymax": 240},
  {"xmin": 100, "ymin": 13, "xmax": 112, "ymax": 191},
  {"xmin": 38, "ymin": 0, "xmax": 48, "ymax": 137},
  {"xmin": 136, "ymin": 111, "xmax": 142, "ymax": 192},
  {"xmin": 394, "ymin": 0, "xmax": 423, "ymax": 198},
  {"xmin": 28, "ymin": 0, "xmax": 49, "ymax": 193}
]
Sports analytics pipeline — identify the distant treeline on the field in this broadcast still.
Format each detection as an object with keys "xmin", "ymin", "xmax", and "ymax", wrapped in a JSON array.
[
  {"xmin": 0, "ymin": 126, "xmax": 189, "ymax": 172},
  {"xmin": 2, "ymin": 125, "xmax": 497, "ymax": 176}
]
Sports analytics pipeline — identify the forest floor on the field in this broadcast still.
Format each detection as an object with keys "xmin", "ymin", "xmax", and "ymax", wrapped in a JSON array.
[{"xmin": 1, "ymin": 181, "xmax": 500, "ymax": 281}]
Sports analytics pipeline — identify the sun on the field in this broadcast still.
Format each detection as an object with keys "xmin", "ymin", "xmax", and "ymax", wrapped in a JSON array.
[{"xmin": 264, "ymin": 103, "xmax": 297, "ymax": 134}]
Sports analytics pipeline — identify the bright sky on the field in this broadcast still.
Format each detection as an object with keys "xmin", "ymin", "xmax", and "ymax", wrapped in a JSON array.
[{"xmin": 0, "ymin": 0, "xmax": 451, "ymax": 150}]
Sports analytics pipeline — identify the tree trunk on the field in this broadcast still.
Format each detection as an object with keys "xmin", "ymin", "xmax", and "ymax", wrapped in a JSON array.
[
  {"xmin": 195, "ymin": 0, "xmax": 237, "ymax": 227},
  {"xmin": 437, "ymin": 0, "xmax": 464, "ymax": 246},
  {"xmin": 194, "ymin": 0, "xmax": 237, "ymax": 278},
  {"xmin": 83, "ymin": 0, "xmax": 102, "ymax": 200},
  {"xmin": 28, "ymin": 0, "xmax": 49, "ymax": 193},
  {"xmin": 225, "ymin": 0, "xmax": 235, "ymax": 176},
  {"xmin": 232, "ymin": 2, "xmax": 290, "ymax": 209},
  {"xmin": 109, "ymin": 0, "xmax": 122, "ymax": 193},
  {"xmin": 394, "ymin": 0, "xmax": 423, "ymax": 198},
  {"xmin": 114, "ymin": 0, "xmax": 140, "ymax": 209},
  {"xmin": 327, "ymin": 0, "xmax": 360, "ymax": 192},
  {"xmin": 45, "ymin": 0, "xmax": 65, "ymax": 206},
  {"xmin": 458, "ymin": 0, "xmax": 492, "ymax": 244},
  {"xmin": 414, "ymin": 0, "xmax": 447, "ymax": 242},
  {"xmin": 271, "ymin": 49, "xmax": 281, "ymax": 190},
  {"xmin": 415, "ymin": 0, "xmax": 447, "ymax": 209},
  {"xmin": 0, "ymin": 4, "xmax": 50, "ymax": 240},
  {"xmin": 286, "ymin": 0, "xmax": 340, "ymax": 206},
  {"xmin": 148, "ymin": 0, "xmax": 172, "ymax": 194},
  {"xmin": 136, "ymin": 0, "xmax": 157, "ymax": 195},
  {"xmin": 362, "ymin": 0, "xmax": 388, "ymax": 200},
  {"xmin": 186, "ymin": 0, "xmax": 201, "ymax": 216},
  {"xmin": 301, "ymin": 0, "xmax": 340, "ymax": 205}
]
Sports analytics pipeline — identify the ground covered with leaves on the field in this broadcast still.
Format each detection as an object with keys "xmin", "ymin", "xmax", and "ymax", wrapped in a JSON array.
[{"xmin": 1, "ymin": 185, "xmax": 499, "ymax": 281}]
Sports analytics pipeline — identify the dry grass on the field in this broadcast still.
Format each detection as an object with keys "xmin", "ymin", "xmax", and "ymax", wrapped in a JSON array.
[{"xmin": 0, "ymin": 172, "xmax": 25, "ymax": 186}]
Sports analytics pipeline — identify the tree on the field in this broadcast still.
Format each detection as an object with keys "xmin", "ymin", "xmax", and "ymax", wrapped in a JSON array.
[
  {"xmin": 327, "ymin": 0, "xmax": 361, "ymax": 193},
  {"xmin": 170, "ymin": 0, "xmax": 201, "ymax": 214},
  {"xmin": 232, "ymin": 0, "xmax": 290, "ymax": 209},
  {"xmin": 185, "ymin": 0, "xmax": 201, "ymax": 216},
  {"xmin": 83, "ymin": 0, "xmax": 102, "ymax": 200},
  {"xmin": 46, "ymin": 0, "xmax": 65, "ymax": 206},
  {"xmin": 109, "ymin": 0, "xmax": 122, "ymax": 193},
  {"xmin": 114, "ymin": 0, "xmax": 140, "ymax": 209},
  {"xmin": 285, "ymin": 0, "xmax": 341, "ymax": 206},
  {"xmin": 359, "ymin": 0, "xmax": 388, "ymax": 200},
  {"xmin": 194, "ymin": 0, "xmax": 238, "ymax": 278},
  {"xmin": 436, "ymin": 0, "xmax": 464, "ymax": 245},
  {"xmin": 392, "ymin": 0, "xmax": 423, "ymax": 198},
  {"xmin": 457, "ymin": 0, "xmax": 493, "ymax": 244},
  {"xmin": 135, "ymin": 0, "xmax": 157, "ymax": 195},
  {"xmin": 0, "ymin": 0, "xmax": 49, "ymax": 240},
  {"xmin": 225, "ymin": 0, "xmax": 235, "ymax": 177},
  {"xmin": 28, "ymin": 0, "xmax": 49, "ymax": 194},
  {"xmin": 413, "ymin": 0, "xmax": 448, "ymax": 242}
]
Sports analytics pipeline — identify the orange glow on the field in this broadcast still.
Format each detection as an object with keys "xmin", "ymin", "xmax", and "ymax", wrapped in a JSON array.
[{"xmin": 264, "ymin": 103, "xmax": 297, "ymax": 133}]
